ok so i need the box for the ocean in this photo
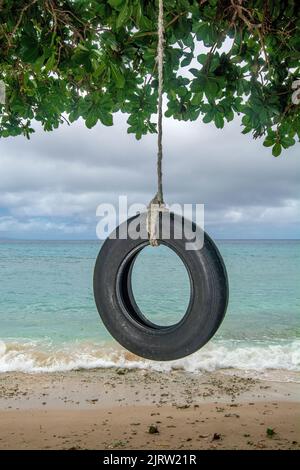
[0,239,299,378]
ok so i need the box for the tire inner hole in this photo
[130,245,191,327]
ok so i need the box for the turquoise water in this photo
[0,240,299,373]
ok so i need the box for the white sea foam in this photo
[0,338,299,378]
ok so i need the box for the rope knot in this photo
[146,194,167,247]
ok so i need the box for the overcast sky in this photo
[0,111,299,240]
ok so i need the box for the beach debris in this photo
[224,413,240,418]
[110,440,126,448]
[256,441,266,449]
[199,434,209,439]
[212,433,221,441]
[116,368,126,375]
[148,425,159,434]
[266,428,276,437]
[86,398,98,404]
[216,407,225,412]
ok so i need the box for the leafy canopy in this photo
[0,0,299,156]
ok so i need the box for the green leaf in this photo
[205,80,218,100]
[45,53,56,73]
[191,92,203,106]
[183,34,194,49]
[272,143,282,157]
[214,113,224,128]
[203,110,214,123]
[263,138,274,147]
[164,109,173,118]
[19,40,40,63]
[197,54,207,65]
[181,53,193,67]
[108,0,125,8]
[209,56,220,72]
[281,136,295,148]
[189,68,200,78]
[194,23,210,43]
[32,54,45,73]
[116,2,129,29]
[225,109,234,122]
[86,114,98,129]
[110,63,125,88]
[99,112,113,126]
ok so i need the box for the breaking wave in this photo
[0,338,299,378]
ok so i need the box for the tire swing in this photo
[93,0,229,361]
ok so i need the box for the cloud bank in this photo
[0,112,299,239]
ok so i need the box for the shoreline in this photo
[0,368,299,449]
[1,338,299,378]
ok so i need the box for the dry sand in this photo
[0,368,299,450]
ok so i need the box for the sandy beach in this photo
[0,368,299,450]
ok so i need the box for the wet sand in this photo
[0,369,299,450]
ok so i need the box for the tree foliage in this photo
[0,0,299,156]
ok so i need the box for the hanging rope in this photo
[156,0,164,206]
[147,0,167,247]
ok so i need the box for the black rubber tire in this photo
[93,212,228,361]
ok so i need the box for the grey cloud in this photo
[0,111,299,239]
